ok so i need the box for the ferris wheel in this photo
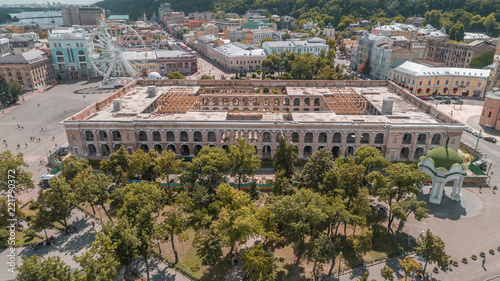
[88,20,147,87]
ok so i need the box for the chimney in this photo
[148,86,156,98]
[382,100,393,115]
[113,99,122,111]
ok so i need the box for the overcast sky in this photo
[0,0,97,5]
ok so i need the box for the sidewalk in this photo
[331,250,500,281]
[0,87,47,115]
[129,257,191,281]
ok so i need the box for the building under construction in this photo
[63,79,464,161]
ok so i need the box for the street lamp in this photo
[474,129,483,152]
[338,251,342,277]
[97,205,102,222]
[157,239,162,256]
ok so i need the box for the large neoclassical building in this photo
[63,79,464,161]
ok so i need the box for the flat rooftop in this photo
[77,85,439,124]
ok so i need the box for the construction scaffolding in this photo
[156,87,200,114]
[323,87,367,115]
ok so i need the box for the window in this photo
[488,112,492,118]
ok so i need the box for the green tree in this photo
[211,184,262,253]
[0,76,13,105]
[0,150,33,191]
[73,232,120,281]
[273,188,328,274]
[483,12,496,33]
[367,163,426,233]
[424,10,442,28]
[398,256,422,278]
[62,155,90,183]
[229,138,261,189]
[100,146,130,187]
[415,229,450,274]
[8,80,25,102]
[308,233,336,279]
[336,156,366,209]
[242,244,276,281]
[262,54,280,73]
[272,170,293,195]
[391,195,428,238]
[167,71,184,79]
[17,255,71,281]
[357,57,371,74]
[154,150,183,190]
[381,265,394,281]
[38,177,76,228]
[181,146,229,189]
[299,148,335,191]
[354,145,389,173]
[200,74,213,79]
[193,229,223,266]
[272,137,297,179]
[157,204,189,264]
[29,202,54,240]
[470,52,494,69]
[103,220,140,274]
[129,150,158,180]
[73,168,114,223]
[291,53,316,79]
[118,182,164,281]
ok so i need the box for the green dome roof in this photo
[423,146,463,171]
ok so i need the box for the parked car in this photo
[472,131,483,138]
[443,96,451,101]
[428,96,435,101]
[453,100,463,104]
[435,96,443,100]
[451,96,461,100]
[464,127,473,133]
[440,100,451,104]
[483,137,497,143]
[420,96,429,101]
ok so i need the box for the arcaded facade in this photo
[63,79,464,162]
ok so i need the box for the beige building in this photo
[0,50,56,90]
[62,79,463,162]
[389,60,490,97]
[425,40,496,68]
[62,6,104,26]
[212,42,266,71]
[123,51,158,76]
[479,90,500,131]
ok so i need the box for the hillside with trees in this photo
[95,0,500,36]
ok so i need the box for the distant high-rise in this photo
[62,6,104,26]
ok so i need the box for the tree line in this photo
[1,139,451,281]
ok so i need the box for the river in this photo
[6,10,63,27]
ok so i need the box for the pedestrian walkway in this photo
[129,257,191,281]
[330,249,500,281]
[226,236,261,281]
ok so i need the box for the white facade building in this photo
[262,38,329,57]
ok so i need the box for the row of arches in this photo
[200,96,323,107]
[84,130,444,146]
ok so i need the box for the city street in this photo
[0,80,114,203]
[188,55,230,80]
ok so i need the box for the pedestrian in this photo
[449,259,453,270]
[479,186,482,193]
[25,143,27,148]
[38,104,40,107]
[39,159,42,165]
[17,144,20,149]
[55,143,57,148]
[30,137,32,141]
[21,126,23,129]
[17,124,20,129]
[483,257,486,266]
[47,168,50,173]
[85,213,88,220]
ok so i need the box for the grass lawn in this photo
[0,230,43,248]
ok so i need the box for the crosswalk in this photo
[23,155,46,162]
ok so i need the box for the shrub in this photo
[480,252,485,257]
[462,257,467,263]
[472,254,477,260]
[190,264,200,272]
[25,229,37,239]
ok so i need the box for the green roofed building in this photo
[418,139,466,204]
[107,15,130,24]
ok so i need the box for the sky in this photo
[0,0,97,5]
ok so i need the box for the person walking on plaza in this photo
[483,257,486,266]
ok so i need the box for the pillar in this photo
[429,178,446,204]
[451,178,463,202]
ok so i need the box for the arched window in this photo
[332,132,342,143]
[85,130,94,141]
[417,134,427,145]
[360,133,370,144]
[291,132,299,143]
[304,98,310,106]
[194,131,202,142]
[431,134,442,145]
[374,133,384,144]
[138,131,148,141]
[304,132,313,143]
[293,98,300,106]
[402,133,412,144]
[318,132,327,143]
[207,131,216,142]
[55,50,63,56]
[152,131,161,142]
[263,132,272,142]
[98,130,108,141]
[166,131,175,142]
[112,130,121,141]
[346,133,356,143]
[180,131,189,142]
